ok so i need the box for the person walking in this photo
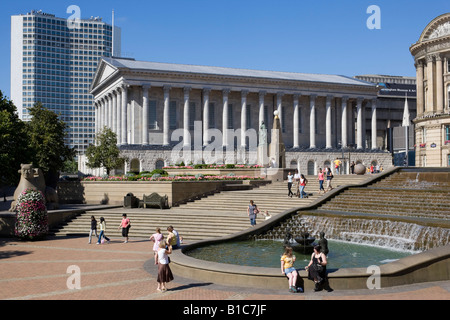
[156,241,174,292]
[294,170,301,197]
[118,213,131,243]
[299,174,308,199]
[150,227,164,265]
[317,168,325,195]
[88,215,98,244]
[287,172,294,198]
[326,167,334,192]
[97,217,110,245]
[247,200,259,227]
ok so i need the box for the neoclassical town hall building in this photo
[83,57,393,175]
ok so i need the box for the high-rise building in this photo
[11,10,121,153]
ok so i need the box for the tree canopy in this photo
[85,127,125,175]
[0,91,76,186]
[0,92,30,185]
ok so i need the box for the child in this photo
[150,227,164,265]
[281,246,299,293]
[263,211,272,220]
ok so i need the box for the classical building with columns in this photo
[84,57,393,175]
[410,13,450,167]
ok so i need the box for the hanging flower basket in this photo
[15,188,49,241]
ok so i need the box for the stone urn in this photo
[354,163,366,175]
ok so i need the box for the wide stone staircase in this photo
[50,174,370,242]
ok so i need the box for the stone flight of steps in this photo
[51,174,371,242]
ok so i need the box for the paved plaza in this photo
[1,235,449,301]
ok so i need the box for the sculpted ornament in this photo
[9,164,59,212]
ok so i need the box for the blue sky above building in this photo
[2,0,450,98]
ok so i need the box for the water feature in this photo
[261,215,450,252]
[186,239,413,269]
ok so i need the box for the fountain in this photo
[174,168,450,291]
[283,217,317,254]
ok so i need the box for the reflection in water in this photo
[186,240,414,269]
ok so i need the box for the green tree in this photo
[0,91,30,185]
[85,127,125,175]
[26,103,75,186]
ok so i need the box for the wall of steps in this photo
[51,174,372,242]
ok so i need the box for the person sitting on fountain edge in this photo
[281,246,301,293]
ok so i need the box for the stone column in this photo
[142,85,150,145]
[121,84,129,146]
[163,86,171,146]
[183,87,191,147]
[202,88,210,147]
[222,89,230,148]
[112,91,117,135]
[94,101,99,139]
[341,96,348,148]
[416,59,425,116]
[371,99,377,150]
[326,95,333,149]
[293,94,300,149]
[426,54,434,113]
[309,94,317,149]
[108,93,113,130]
[277,93,284,130]
[99,98,105,131]
[241,90,248,148]
[436,54,444,114]
[356,97,363,150]
[116,89,122,145]
[259,91,266,127]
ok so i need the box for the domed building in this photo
[410,13,450,167]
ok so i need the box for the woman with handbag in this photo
[156,242,173,292]
[305,245,332,292]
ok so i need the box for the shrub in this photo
[15,189,49,240]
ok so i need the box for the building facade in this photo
[410,13,450,167]
[86,57,393,175]
[10,10,121,153]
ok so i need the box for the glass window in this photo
[445,125,450,142]
[208,103,215,129]
[227,104,233,129]
[246,105,252,129]
[169,101,177,130]
[189,102,196,130]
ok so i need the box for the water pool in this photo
[186,239,414,269]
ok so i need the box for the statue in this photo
[318,232,329,256]
[259,122,267,146]
[9,164,59,212]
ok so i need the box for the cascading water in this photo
[298,216,449,252]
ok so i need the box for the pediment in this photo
[419,13,450,42]
[90,59,119,93]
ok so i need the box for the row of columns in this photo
[95,83,377,150]
[416,53,447,116]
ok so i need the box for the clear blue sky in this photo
[2,0,450,98]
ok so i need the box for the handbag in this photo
[313,263,324,272]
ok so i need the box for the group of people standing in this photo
[88,215,182,293]
[287,167,334,199]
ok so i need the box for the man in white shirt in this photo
[287,172,294,198]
